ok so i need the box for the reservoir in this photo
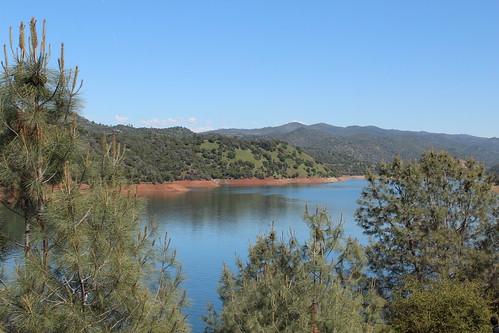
[0,179,367,332]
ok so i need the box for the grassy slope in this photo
[77,116,333,183]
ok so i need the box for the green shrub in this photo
[389,279,491,333]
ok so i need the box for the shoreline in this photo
[131,176,366,196]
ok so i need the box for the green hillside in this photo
[209,123,499,175]
[78,116,333,183]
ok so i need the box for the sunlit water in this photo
[144,180,367,332]
[0,179,367,332]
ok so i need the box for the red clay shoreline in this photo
[1,177,495,200]
[131,176,366,196]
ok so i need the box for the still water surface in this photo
[0,180,366,332]
[145,180,366,332]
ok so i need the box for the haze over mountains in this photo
[207,122,499,175]
[77,115,499,179]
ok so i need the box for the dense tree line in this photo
[78,118,334,183]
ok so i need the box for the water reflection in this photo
[146,189,302,230]
[0,207,24,261]
[0,180,367,333]
[142,180,366,332]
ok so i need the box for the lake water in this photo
[0,179,367,332]
[145,179,367,332]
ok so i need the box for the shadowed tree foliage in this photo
[490,163,499,185]
[204,209,386,333]
[356,151,498,302]
[0,19,189,332]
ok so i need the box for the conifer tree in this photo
[356,151,498,300]
[0,137,189,332]
[205,209,385,333]
[0,18,79,263]
[0,19,189,332]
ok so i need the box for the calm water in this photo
[145,179,367,332]
[0,179,367,333]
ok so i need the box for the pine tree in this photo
[0,19,189,332]
[0,18,80,263]
[205,209,385,333]
[356,151,498,301]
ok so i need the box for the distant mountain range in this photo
[207,123,499,175]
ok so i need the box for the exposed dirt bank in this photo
[131,180,219,197]
[131,176,366,197]
[0,176,366,200]
[218,177,337,187]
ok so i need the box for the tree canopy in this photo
[356,151,498,298]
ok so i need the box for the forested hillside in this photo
[209,122,499,175]
[77,116,332,183]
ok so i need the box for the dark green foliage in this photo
[356,151,498,301]
[205,209,386,333]
[389,279,491,333]
[78,117,333,183]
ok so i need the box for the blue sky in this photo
[1,1,498,137]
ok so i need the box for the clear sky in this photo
[1,1,498,137]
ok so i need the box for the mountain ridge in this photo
[206,122,499,175]
[209,122,497,139]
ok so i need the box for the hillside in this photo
[208,123,499,175]
[77,117,333,183]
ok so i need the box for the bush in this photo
[389,279,491,333]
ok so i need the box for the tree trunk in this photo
[41,220,48,268]
[24,218,31,256]
[311,302,319,333]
